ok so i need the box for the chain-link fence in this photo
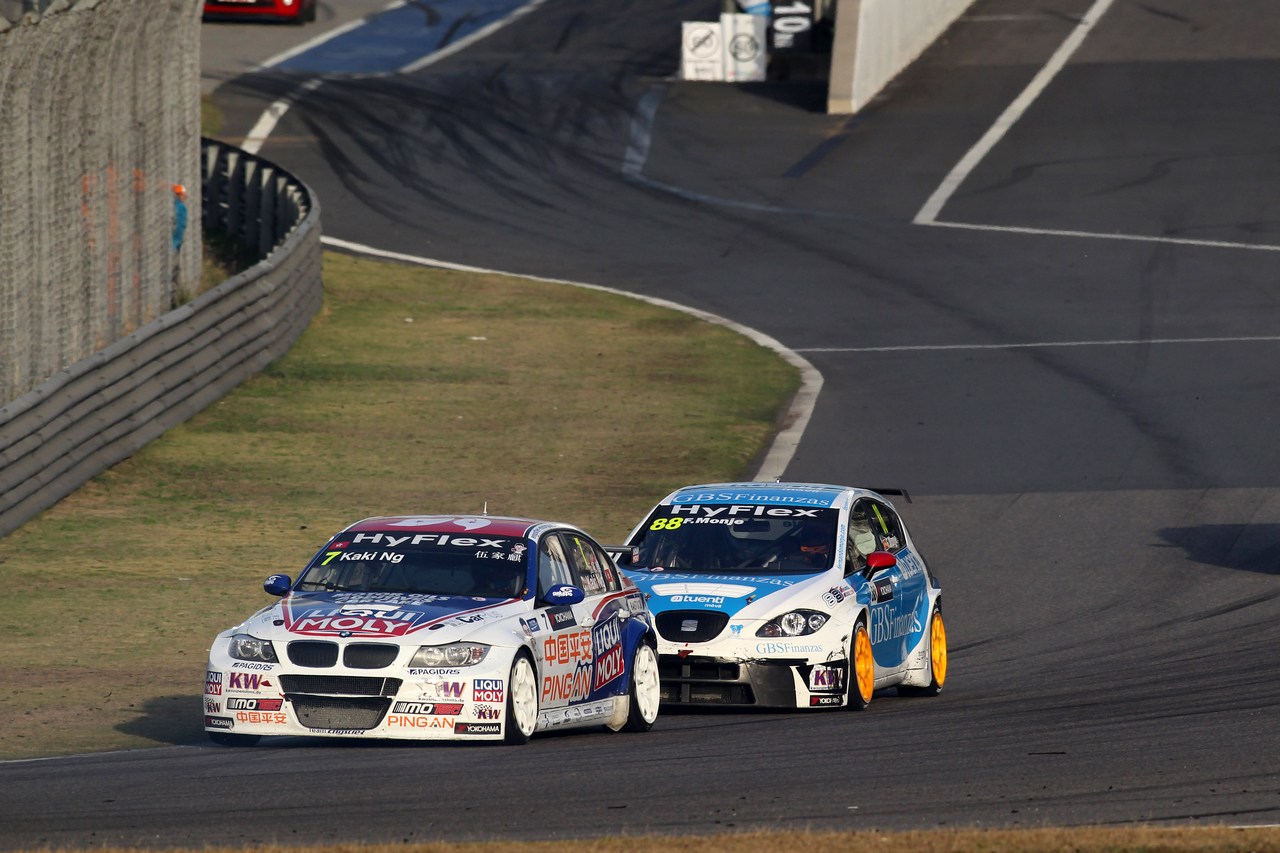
[0,0,202,405]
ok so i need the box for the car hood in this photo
[238,591,524,644]
[624,570,840,620]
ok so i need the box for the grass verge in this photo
[0,251,798,761]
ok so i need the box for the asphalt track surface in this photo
[4,0,1279,847]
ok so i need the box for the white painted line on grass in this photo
[320,235,823,481]
[914,0,1117,225]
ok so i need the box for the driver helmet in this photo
[796,526,832,565]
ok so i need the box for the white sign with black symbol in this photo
[721,13,767,82]
[681,21,724,81]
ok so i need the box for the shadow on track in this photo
[1157,523,1280,574]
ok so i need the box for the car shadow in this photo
[116,694,208,746]
[118,695,628,749]
[1156,523,1280,574]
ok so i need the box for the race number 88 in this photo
[649,517,684,530]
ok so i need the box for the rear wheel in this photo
[847,621,874,711]
[504,653,538,744]
[901,608,947,697]
[621,642,660,733]
[207,731,260,747]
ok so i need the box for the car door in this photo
[532,531,598,712]
[559,531,631,700]
[853,498,918,680]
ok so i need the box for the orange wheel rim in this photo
[930,613,948,687]
[854,627,874,702]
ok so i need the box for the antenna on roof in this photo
[482,501,489,515]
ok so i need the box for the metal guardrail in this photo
[0,140,323,537]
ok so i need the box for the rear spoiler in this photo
[604,545,637,566]
[869,487,911,503]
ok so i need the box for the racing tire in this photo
[846,620,874,711]
[207,731,261,747]
[899,607,947,697]
[503,652,538,745]
[620,642,660,733]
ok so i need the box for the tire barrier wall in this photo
[827,0,974,114]
[0,140,323,538]
[0,0,202,405]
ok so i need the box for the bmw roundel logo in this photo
[339,631,352,638]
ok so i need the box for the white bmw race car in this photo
[615,482,946,710]
[204,515,660,745]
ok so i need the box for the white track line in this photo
[240,0,545,155]
[914,0,1116,225]
[398,0,551,74]
[239,1,407,154]
[241,77,325,154]
[914,0,1280,251]
[252,2,405,73]
[798,335,1280,354]
[924,220,1280,252]
[320,236,823,481]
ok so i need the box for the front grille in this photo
[656,655,801,706]
[279,675,403,697]
[289,696,391,730]
[655,610,729,643]
[288,641,339,668]
[660,681,755,704]
[658,654,755,704]
[344,643,399,669]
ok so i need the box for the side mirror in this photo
[543,583,585,605]
[864,551,897,573]
[264,574,292,596]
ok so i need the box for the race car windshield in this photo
[627,506,838,574]
[294,534,530,598]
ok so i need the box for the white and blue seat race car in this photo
[614,483,946,710]
[204,515,660,745]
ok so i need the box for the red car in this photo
[202,0,316,24]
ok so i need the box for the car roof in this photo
[338,515,573,539]
[656,482,879,509]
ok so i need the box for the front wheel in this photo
[621,642,660,733]
[503,653,538,744]
[900,608,947,697]
[847,621,874,711]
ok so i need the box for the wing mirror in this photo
[865,551,897,573]
[542,583,585,605]
[263,574,292,596]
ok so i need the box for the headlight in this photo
[229,633,278,663]
[757,610,828,638]
[410,643,490,667]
